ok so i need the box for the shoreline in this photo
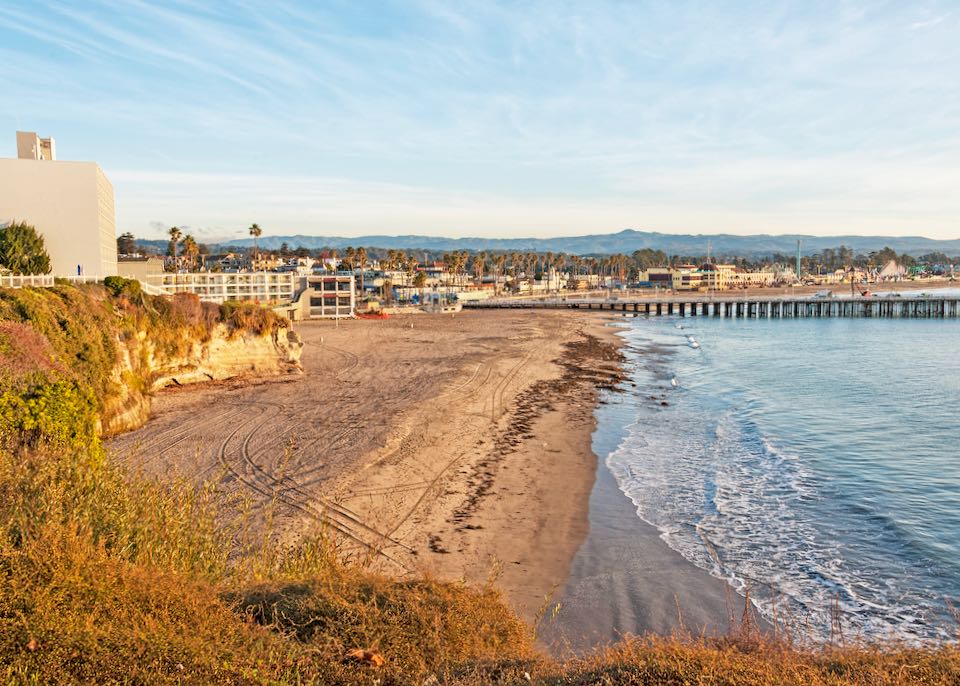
[540,324,760,653]
[107,309,757,646]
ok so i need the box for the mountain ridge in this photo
[136,229,960,257]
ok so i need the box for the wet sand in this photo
[539,458,745,652]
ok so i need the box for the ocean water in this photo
[605,314,960,641]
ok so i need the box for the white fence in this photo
[0,274,56,288]
[0,272,296,306]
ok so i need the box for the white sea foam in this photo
[603,318,960,641]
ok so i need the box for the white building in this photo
[145,272,298,304]
[298,274,356,318]
[140,271,356,319]
[0,131,117,277]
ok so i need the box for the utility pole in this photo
[796,240,802,282]
[706,240,713,296]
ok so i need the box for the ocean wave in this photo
[603,319,960,642]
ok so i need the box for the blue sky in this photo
[1,1,957,242]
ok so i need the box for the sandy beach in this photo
[109,308,755,644]
[110,310,624,622]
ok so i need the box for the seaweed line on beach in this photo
[448,329,626,531]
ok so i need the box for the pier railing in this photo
[464,295,960,319]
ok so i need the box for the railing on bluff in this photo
[0,274,169,296]
[0,274,56,288]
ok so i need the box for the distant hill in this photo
[136,229,960,258]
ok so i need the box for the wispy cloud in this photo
[1,1,958,239]
[910,13,950,30]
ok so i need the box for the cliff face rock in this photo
[102,324,303,435]
[150,324,303,388]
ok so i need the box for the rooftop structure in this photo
[16,131,56,161]
[0,131,117,277]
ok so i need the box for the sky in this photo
[1,1,958,243]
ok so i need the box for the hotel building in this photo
[0,131,117,277]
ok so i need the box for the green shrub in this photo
[103,275,142,299]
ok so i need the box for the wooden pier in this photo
[464,296,960,319]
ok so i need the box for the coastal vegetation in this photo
[0,280,288,450]
[0,221,51,275]
[0,284,957,684]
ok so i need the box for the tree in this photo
[493,253,506,296]
[472,254,484,283]
[167,226,182,270]
[0,221,51,275]
[413,269,427,302]
[357,246,368,295]
[117,232,137,255]
[181,234,199,270]
[248,223,263,266]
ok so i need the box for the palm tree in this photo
[413,270,427,304]
[168,226,182,271]
[510,251,522,286]
[248,223,262,268]
[181,234,199,270]
[472,254,484,285]
[357,247,368,295]
[458,250,469,287]
[493,253,507,296]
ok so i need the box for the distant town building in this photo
[0,131,117,277]
[117,255,166,281]
[877,260,907,281]
[640,264,776,291]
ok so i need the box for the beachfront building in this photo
[134,270,355,319]
[729,270,777,288]
[640,264,776,291]
[0,131,117,277]
[698,263,736,290]
[299,273,355,318]
[672,266,704,291]
[145,272,298,303]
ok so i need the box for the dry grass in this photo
[1,283,958,684]
[0,446,534,685]
[2,442,957,685]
